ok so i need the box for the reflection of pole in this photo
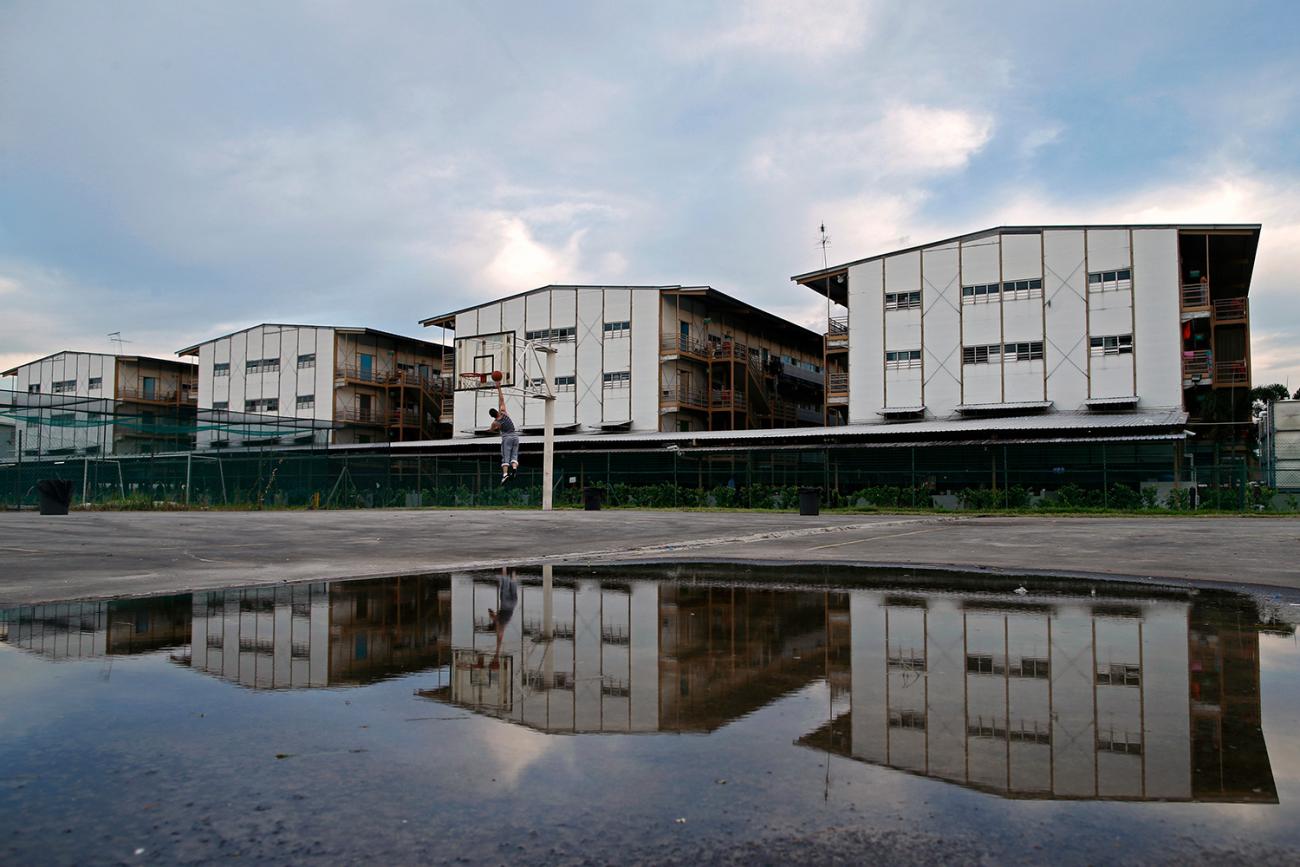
[542,564,554,687]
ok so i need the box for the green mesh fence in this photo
[0,439,1279,512]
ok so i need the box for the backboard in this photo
[454,331,516,391]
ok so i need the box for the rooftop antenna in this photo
[108,332,132,355]
[818,222,831,270]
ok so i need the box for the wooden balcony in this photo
[660,384,708,411]
[1182,351,1212,386]
[116,387,197,406]
[1181,282,1210,310]
[825,315,849,351]
[711,388,746,411]
[1214,360,1249,387]
[660,335,709,360]
[1213,297,1248,324]
[336,406,386,425]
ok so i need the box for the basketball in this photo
[491,370,503,382]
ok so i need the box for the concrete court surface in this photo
[1,509,1298,606]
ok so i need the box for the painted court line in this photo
[807,527,941,551]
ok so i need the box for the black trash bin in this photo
[37,479,73,516]
[798,487,820,517]
[583,486,604,511]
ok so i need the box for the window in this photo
[602,370,630,387]
[1090,334,1133,357]
[888,652,926,672]
[1088,268,1132,293]
[88,377,102,390]
[525,326,576,342]
[961,282,1001,303]
[244,398,280,413]
[885,291,922,310]
[297,394,315,410]
[213,362,230,376]
[212,401,228,410]
[1010,657,1050,678]
[1003,341,1044,362]
[297,353,316,369]
[27,384,40,393]
[52,379,77,393]
[603,320,631,336]
[889,710,926,731]
[1002,277,1043,300]
[1009,725,1052,745]
[1097,731,1142,755]
[966,654,1005,675]
[1096,663,1141,687]
[246,358,280,373]
[962,344,1000,365]
[885,349,922,369]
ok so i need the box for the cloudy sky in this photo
[2,0,1298,389]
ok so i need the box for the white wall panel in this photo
[1043,230,1089,411]
[1086,229,1131,272]
[921,243,961,418]
[848,261,883,422]
[630,290,659,430]
[1132,229,1182,408]
[1001,232,1042,281]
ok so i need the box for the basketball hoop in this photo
[458,371,489,387]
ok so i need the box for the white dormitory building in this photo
[2,351,198,456]
[178,324,449,448]
[421,285,826,437]
[793,224,1258,450]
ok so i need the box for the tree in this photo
[1251,383,1292,421]
[1295,387,1300,400]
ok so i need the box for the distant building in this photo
[793,224,1259,456]
[1,351,198,456]
[177,324,451,447]
[1260,399,1300,492]
[421,285,825,436]
[0,419,14,460]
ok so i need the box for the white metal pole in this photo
[543,563,554,684]
[83,457,89,505]
[185,453,192,507]
[542,348,556,512]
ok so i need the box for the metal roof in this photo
[791,223,1262,285]
[2,350,196,376]
[334,409,1189,455]
[176,324,446,357]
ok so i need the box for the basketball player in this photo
[488,378,519,483]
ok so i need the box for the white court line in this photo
[807,527,941,551]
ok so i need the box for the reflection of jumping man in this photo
[488,379,518,484]
[487,568,518,662]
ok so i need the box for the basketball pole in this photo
[541,346,557,512]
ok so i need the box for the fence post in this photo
[1102,443,1109,509]
[185,453,192,507]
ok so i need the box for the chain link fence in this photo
[1,438,1288,512]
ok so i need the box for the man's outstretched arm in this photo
[496,382,507,415]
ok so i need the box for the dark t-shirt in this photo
[497,413,516,434]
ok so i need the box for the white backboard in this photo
[454,331,516,391]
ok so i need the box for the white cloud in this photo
[482,215,588,294]
[749,103,994,184]
[676,0,878,60]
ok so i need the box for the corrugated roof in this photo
[176,324,446,356]
[352,409,1189,454]
[791,223,1262,284]
[2,350,195,376]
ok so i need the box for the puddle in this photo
[2,565,1297,864]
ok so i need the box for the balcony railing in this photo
[711,388,746,410]
[1181,282,1210,309]
[1215,360,1249,386]
[661,335,708,357]
[336,366,450,393]
[1213,297,1247,323]
[336,406,385,425]
[1182,351,1212,384]
[827,372,849,395]
[116,387,194,404]
[660,383,708,408]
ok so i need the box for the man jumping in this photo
[487,379,519,484]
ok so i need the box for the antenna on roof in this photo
[818,222,830,270]
[108,332,132,355]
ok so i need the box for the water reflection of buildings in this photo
[416,573,840,734]
[0,596,191,659]
[0,577,453,690]
[0,568,1281,804]
[796,584,1277,803]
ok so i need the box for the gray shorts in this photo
[500,433,520,466]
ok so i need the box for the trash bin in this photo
[798,487,820,516]
[583,486,604,511]
[36,479,73,516]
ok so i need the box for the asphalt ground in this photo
[1,509,1298,606]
